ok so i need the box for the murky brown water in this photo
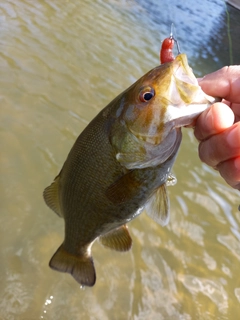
[1,0,240,319]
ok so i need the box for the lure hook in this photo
[170,23,181,54]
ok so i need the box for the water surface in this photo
[1,0,240,319]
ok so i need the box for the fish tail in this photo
[49,245,96,287]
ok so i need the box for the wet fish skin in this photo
[43,54,216,287]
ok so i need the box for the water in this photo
[1,0,240,319]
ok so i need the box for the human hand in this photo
[194,66,240,190]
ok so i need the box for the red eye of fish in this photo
[139,87,155,102]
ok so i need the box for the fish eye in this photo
[139,87,155,102]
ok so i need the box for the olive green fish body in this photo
[44,54,217,286]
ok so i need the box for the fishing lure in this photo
[160,26,180,64]
[160,36,175,64]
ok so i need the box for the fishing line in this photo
[225,2,233,65]
[170,22,181,54]
[160,1,180,57]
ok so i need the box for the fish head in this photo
[111,53,218,169]
[120,53,217,146]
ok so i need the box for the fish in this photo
[43,53,217,287]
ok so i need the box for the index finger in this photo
[198,66,240,103]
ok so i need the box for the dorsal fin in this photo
[99,225,132,252]
[145,183,170,226]
[43,175,62,217]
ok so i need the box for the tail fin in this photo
[49,245,96,287]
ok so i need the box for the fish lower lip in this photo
[174,113,202,128]
[167,102,213,128]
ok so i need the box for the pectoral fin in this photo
[145,183,170,226]
[106,171,142,204]
[99,225,132,251]
[43,175,62,217]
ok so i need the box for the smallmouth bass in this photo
[43,54,217,287]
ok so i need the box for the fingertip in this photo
[194,103,234,141]
[210,103,235,131]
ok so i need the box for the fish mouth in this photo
[168,104,209,128]
[160,53,220,129]
[128,94,219,144]
[166,95,220,128]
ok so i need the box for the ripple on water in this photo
[1,0,240,319]
[178,274,228,314]
[217,234,240,261]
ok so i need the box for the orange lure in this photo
[160,36,175,64]
[160,25,180,64]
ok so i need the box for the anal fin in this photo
[99,225,132,252]
[49,244,96,287]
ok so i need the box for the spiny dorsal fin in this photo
[43,176,62,217]
[145,183,170,226]
[49,244,96,287]
[99,225,132,252]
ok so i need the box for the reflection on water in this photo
[1,0,240,319]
